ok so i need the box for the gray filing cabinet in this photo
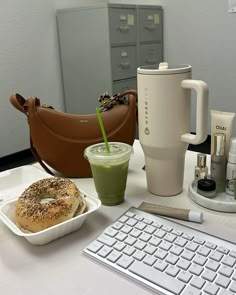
[57,4,163,114]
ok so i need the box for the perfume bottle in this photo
[194,153,208,182]
[210,133,227,193]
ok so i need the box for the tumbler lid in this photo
[137,62,192,75]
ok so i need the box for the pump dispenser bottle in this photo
[194,153,208,182]
[226,138,236,196]
[210,133,227,192]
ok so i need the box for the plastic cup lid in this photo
[84,142,132,161]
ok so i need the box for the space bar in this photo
[129,261,185,295]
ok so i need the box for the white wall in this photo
[0,0,102,158]
[160,0,236,136]
[0,1,63,157]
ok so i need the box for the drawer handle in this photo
[145,58,157,65]
[144,25,156,31]
[118,25,129,32]
[120,62,130,69]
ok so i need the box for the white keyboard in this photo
[83,207,236,295]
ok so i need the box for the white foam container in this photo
[0,165,101,245]
[0,165,52,202]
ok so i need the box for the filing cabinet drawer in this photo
[109,7,137,45]
[139,42,163,66]
[112,78,137,94]
[138,8,163,42]
[111,45,138,81]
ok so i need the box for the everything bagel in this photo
[15,177,87,232]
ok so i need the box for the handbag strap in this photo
[10,93,54,176]
[99,90,138,124]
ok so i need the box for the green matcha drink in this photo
[84,142,132,206]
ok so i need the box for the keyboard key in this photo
[154,260,168,271]
[113,241,126,252]
[132,250,146,261]
[144,225,156,234]
[143,218,153,225]
[172,229,182,236]
[133,240,146,250]
[222,255,236,267]
[107,250,122,263]
[218,289,234,295]
[126,218,138,227]
[229,281,236,293]
[154,248,168,260]
[177,271,192,283]
[144,244,156,255]
[125,211,135,218]
[164,233,176,243]
[202,269,217,282]
[181,249,195,261]
[134,221,146,231]
[176,258,191,270]
[139,232,151,242]
[197,246,211,256]
[215,274,231,288]
[165,253,179,265]
[116,254,134,269]
[189,263,203,276]
[86,240,103,253]
[120,225,132,234]
[175,237,187,247]
[185,241,199,252]
[129,261,185,295]
[119,215,129,223]
[154,229,166,238]
[170,244,183,256]
[193,254,207,266]
[193,237,205,245]
[162,225,172,232]
[143,254,156,266]
[165,265,179,277]
[217,246,230,255]
[203,282,220,295]
[229,250,236,259]
[123,245,136,256]
[182,285,201,295]
[97,246,112,258]
[209,251,223,262]
[182,233,194,241]
[129,228,141,238]
[190,276,206,289]
[205,259,220,271]
[149,236,161,247]
[115,232,127,241]
[205,242,217,250]
[97,234,116,247]
[159,240,172,251]
[104,227,118,237]
[112,221,123,230]
[218,265,234,277]
[124,236,136,246]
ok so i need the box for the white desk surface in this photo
[0,140,236,295]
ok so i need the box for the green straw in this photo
[96,107,110,153]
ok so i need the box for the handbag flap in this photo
[28,94,136,141]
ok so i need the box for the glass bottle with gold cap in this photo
[194,153,208,182]
[210,133,227,192]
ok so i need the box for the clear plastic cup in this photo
[84,142,133,206]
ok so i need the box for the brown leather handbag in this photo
[10,91,137,178]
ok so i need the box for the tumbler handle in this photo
[181,79,209,145]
